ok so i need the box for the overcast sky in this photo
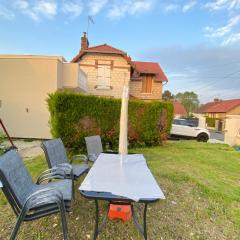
[0,0,240,103]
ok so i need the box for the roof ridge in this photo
[87,43,107,49]
[208,99,240,104]
[133,60,159,64]
[198,98,240,113]
[104,44,126,53]
[87,43,126,54]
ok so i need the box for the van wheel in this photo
[197,133,209,142]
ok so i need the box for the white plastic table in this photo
[79,153,165,240]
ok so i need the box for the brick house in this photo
[71,32,168,100]
[197,99,240,118]
[197,98,240,131]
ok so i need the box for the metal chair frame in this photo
[0,150,72,239]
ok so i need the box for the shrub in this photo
[0,132,5,155]
[47,91,174,151]
[206,117,218,128]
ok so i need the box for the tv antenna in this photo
[87,15,95,37]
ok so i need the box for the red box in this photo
[108,204,132,222]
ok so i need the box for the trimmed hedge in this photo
[48,92,174,151]
[206,117,218,128]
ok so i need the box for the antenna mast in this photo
[87,15,95,37]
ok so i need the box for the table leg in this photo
[131,203,148,240]
[93,200,99,240]
[93,200,110,240]
[143,203,148,240]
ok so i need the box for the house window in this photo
[142,75,152,93]
[97,65,111,89]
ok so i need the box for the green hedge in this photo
[206,117,218,128]
[48,92,174,151]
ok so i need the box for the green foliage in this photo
[47,91,174,150]
[206,117,218,127]
[162,90,175,101]
[0,132,5,155]
[175,91,199,114]
[0,132,4,144]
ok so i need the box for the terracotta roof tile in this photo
[71,44,168,82]
[198,99,240,113]
[173,101,187,116]
[86,44,126,54]
[133,61,168,82]
[71,44,133,66]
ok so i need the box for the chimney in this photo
[81,32,89,51]
[214,98,222,102]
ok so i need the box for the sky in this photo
[0,0,240,103]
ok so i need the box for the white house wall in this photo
[0,55,61,139]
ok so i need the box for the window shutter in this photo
[142,76,152,93]
[147,76,152,93]
[97,65,111,88]
[104,66,111,87]
[97,66,105,87]
[142,77,147,93]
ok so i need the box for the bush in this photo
[48,92,174,151]
[206,117,218,128]
[0,132,4,144]
[0,132,5,155]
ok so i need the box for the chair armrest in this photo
[23,188,65,211]
[36,167,67,184]
[71,154,88,163]
[56,163,73,174]
[57,163,74,180]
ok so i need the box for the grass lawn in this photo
[0,141,240,239]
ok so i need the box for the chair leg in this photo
[59,201,69,240]
[72,179,75,200]
[10,207,28,240]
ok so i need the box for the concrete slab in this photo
[2,140,44,159]
[208,139,225,144]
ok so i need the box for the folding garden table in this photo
[79,153,165,240]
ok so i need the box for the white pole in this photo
[119,85,129,156]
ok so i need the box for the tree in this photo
[162,90,174,101]
[175,91,199,115]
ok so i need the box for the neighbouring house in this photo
[0,55,84,139]
[0,33,168,139]
[197,98,240,131]
[71,32,168,100]
[224,115,240,146]
[172,101,187,119]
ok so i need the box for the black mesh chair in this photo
[42,139,89,180]
[0,149,73,240]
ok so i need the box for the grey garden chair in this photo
[0,149,73,240]
[85,135,104,162]
[42,139,89,180]
[85,135,115,162]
